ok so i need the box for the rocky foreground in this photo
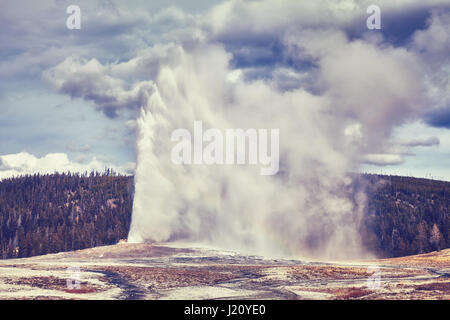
[0,243,448,300]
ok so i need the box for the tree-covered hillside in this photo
[359,174,448,258]
[0,171,133,259]
[0,172,448,259]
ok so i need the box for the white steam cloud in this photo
[127,44,366,258]
[43,0,449,259]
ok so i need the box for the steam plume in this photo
[43,0,449,259]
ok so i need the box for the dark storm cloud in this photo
[425,108,450,129]
[0,0,193,93]
[203,1,450,97]
[344,4,434,45]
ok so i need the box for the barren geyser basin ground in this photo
[0,243,448,300]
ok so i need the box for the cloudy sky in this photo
[1,0,449,180]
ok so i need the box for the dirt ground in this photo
[0,243,448,300]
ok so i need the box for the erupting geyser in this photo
[43,1,432,259]
[125,37,422,258]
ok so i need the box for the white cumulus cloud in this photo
[0,152,135,180]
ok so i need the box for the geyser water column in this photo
[126,44,366,259]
